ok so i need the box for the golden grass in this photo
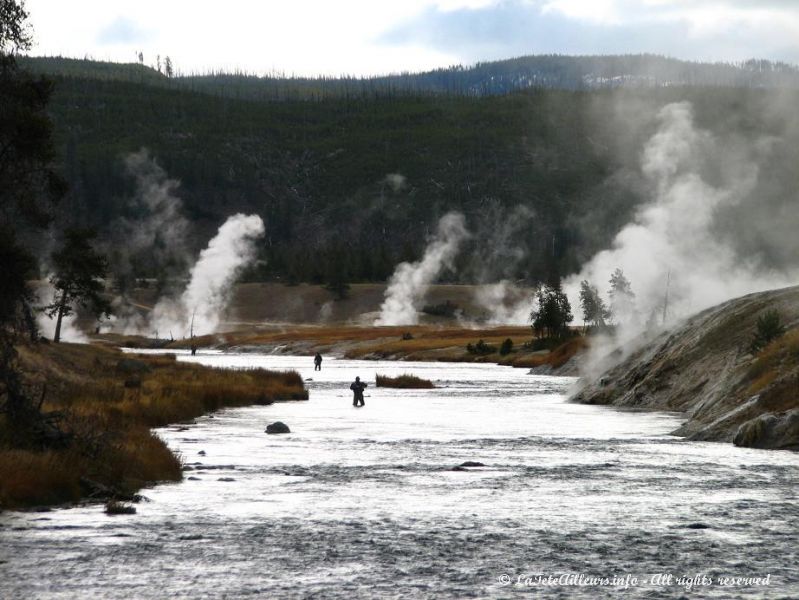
[747,369,779,395]
[112,324,593,373]
[164,325,533,351]
[1,342,307,510]
[747,329,799,381]
[375,373,436,389]
[0,449,84,507]
[500,336,588,369]
[742,328,799,412]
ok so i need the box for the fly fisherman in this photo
[350,376,367,407]
[314,352,323,371]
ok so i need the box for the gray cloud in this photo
[96,16,153,45]
[380,1,799,64]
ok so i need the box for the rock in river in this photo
[266,421,291,434]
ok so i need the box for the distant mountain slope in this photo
[19,54,799,103]
[14,56,799,287]
[574,286,799,450]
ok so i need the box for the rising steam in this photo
[472,280,532,325]
[376,212,469,326]
[109,149,191,285]
[149,214,265,337]
[566,101,799,376]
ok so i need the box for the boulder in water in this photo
[266,421,291,434]
[459,461,486,468]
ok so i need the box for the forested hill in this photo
[22,57,799,288]
[20,54,799,102]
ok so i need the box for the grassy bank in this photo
[375,374,435,389]
[146,325,585,372]
[0,342,307,510]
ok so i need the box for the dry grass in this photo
[375,373,436,389]
[746,329,799,382]
[151,325,590,373]
[0,449,84,507]
[747,370,779,395]
[504,336,588,369]
[0,342,307,510]
[742,328,799,411]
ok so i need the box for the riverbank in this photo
[101,325,587,374]
[0,341,307,510]
[574,286,799,450]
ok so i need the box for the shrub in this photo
[466,339,497,355]
[499,338,513,355]
[750,309,786,354]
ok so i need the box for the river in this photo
[1,353,797,599]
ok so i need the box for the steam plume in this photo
[109,149,191,286]
[150,214,265,337]
[566,101,799,375]
[472,280,531,325]
[376,212,469,326]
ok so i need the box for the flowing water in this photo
[2,353,798,599]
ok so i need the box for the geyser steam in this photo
[376,212,469,326]
[472,280,531,325]
[111,149,191,283]
[150,214,265,337]
[566,101,799,374]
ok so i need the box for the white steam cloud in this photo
[472,280,531,325]
[384,173,407,192]
[149,214,265,337]
[376,212,469,326]
[109,149,191,285]
[566,101,799,375]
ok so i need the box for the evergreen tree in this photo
[45,229,111,343]
[531,282,573,339]
[0,0,66,428]
[750,309,785,353]
[578,280,609,331]
[608,268,636,326]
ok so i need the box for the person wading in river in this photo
[350,376,367,407]
[314,353,323,371]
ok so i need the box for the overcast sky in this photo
[25,0,799,76]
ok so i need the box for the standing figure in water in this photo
[350,376,367,407]
[314,352,323,371]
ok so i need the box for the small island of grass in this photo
[375,373,436,389]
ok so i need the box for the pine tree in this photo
[0,0,65,428]
[531,282,573,339]
[608,268,636,326]
[579,280,609,331]
[45,229,111,343]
